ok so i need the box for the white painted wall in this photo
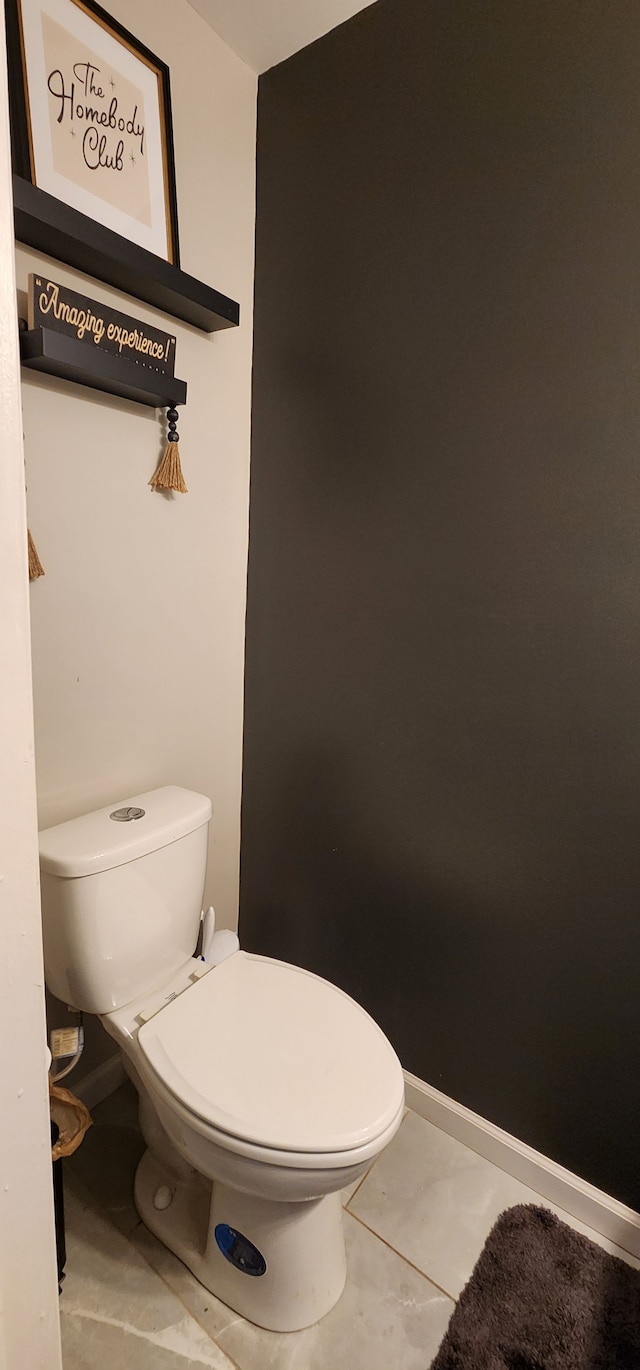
[187,0,377,73]
[18,0,257,935]
[0,3,62,1361]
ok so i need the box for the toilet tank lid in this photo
[39,786,212,878]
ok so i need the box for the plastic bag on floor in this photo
[49,1080,92,1159]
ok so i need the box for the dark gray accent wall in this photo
[241,0,640,1206]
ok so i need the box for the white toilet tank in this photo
[39,786,212,1014]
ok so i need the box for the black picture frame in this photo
[5,0,180,266]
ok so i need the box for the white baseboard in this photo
[404,1070,640,1261]
[72,1054,126,1111]
[65,1055,640,1260]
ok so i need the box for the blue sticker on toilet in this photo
[214,1223,267,1276]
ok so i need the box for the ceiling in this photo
[186,0,377,74]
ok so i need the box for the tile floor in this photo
[61,1083,638,1369]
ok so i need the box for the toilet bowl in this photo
[39,787,405,1331]
[104,948,405,1328]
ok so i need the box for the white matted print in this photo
[16,0,177,260]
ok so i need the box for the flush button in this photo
[110,806,145,822]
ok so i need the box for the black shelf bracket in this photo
[20,327,187,409]
[14,176,240,335]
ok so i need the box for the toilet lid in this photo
[137,951,404,1153]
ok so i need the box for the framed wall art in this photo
[6,0,180,264]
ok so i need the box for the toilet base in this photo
[134,1149,347,1332]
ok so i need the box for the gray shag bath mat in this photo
[431,1204,640,1370]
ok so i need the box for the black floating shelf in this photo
[13,176,240,334]
[20,327,187,409]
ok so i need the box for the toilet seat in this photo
[137,951,404,1156]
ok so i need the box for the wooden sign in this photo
[28,273,176,375]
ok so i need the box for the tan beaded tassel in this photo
[150,407,188,493]
[28,528,45,580]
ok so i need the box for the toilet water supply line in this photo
[49,1016,85,1083]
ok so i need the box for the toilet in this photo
[39,786,405,1332]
